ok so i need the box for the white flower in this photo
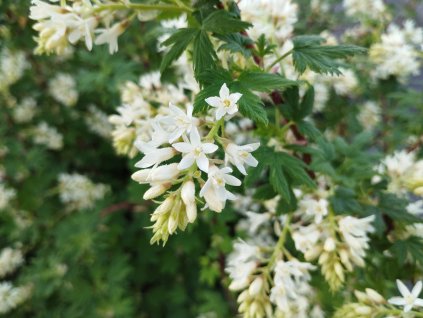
[338,215,375,267]
[199,166,241,212]
[389,280,423,312]
[299,197,329,224]
[172,128,218,173]
[0,247,24,278]
[58,173,109,211]
[134,141,176,169]
[358,101,381,130]
[245,211,271,234]
[131,163,180,184]
[95,21,127,54]
[32,122,63,150]
[13,98,37,124]
[48,73,78,107]
[205,84,242,120]
[181,180,197,223]
[0,282,31,314]
[0,184,16,211]
[85,105,112,139]
[225,142,260,175]
[226,240,260,290]
[163,103,198,143]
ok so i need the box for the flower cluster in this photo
[29,0,159,55]
[0,282,31,315]
[130,83,260,244]
[0,183,16,211]
[58,173,109,211]
[48,73,78,107]
[375,150,423,196]
[343,0,387,21]
[238,0,298,42]
[12,97,38,124]
[0,247,24,279]
[32,122,64,150]
[369,20,423,82]
[335,280,423,317]
[0,48,28,91]
[293,212,375,291]
[109,69,197,158]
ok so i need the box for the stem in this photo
[268,214,292,269]
[206,118,224,140]
[266,49,293,72]
[94,3,192,13]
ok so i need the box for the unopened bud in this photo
[143,184,170,200]
[249,277,263,296]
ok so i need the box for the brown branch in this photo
[100,201,136,217]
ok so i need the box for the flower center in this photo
[223,99,231,108]
[239,151,248,159]
[194,147,202,156]
[215,177,225,187]
[405,295,415,305]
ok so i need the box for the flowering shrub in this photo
[1,0,423,317]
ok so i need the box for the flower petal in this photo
[397,280,411,297]
[202,143,218,154]
[190,127,201,146]
[205,97,223,108]
[173,142,192,153]
[388,297,406,306]
[219,83,230,99]
[178,154,195,170]
[412,281,423,298]
[229,92,242,104]
[224,174,241,186]
[215,107,226,120]
[196,154,209,173]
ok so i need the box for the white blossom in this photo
[389,280,423,312]
[95,21,127,54]
[0,247,24,278]
[13,98,38,124]
[172,128,218,173]
[0,282,31,314]
[205,84,242,120]
[0,184,16,211]
[58,173,109,211]
[225,142,260,175]
[200,166,241,213]
[32,122,63,150]
[48,73,78,107]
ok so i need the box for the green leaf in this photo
[292,35,366,75]
[192,30,217,79]
[390,236,423,265]
[270,165,292,203]
[378,193,423,224]
[299,85,314,118]
[238,72,297,93]
[297,121,322,141]
[160,28,198,73]
[216,33,253,57]
[202,10,251,34]
[236,88,268,125]
[252,146,315,209]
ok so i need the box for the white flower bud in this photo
[132,163,179,184]
[354,305,372,315]
[181,181,197,223]
[324,237,336,252]
[143,184,170,200]
[154,196,174,215]
[249,277,263,296]
[365,288,385,304]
